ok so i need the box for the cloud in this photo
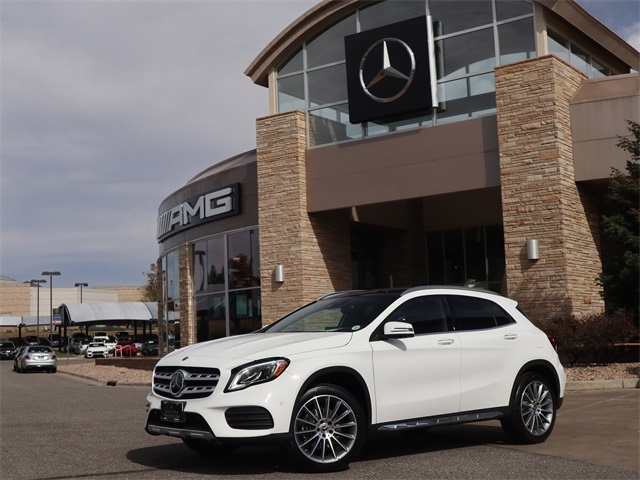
[620,21,640,51]
[1,0,316,287]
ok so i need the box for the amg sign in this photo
[157,183,240,241]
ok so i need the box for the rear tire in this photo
[286,384,365,473]
[501,372,556,444]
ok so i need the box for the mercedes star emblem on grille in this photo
[169,370,186,396]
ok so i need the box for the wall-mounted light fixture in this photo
[527,239,539,261]
[274,264,285,283]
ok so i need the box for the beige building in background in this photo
[0,275,144,320]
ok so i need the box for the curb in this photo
[566,378,639,391]
[57,369,149,387]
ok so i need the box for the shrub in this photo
[541,313,637,365]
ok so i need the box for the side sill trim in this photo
[377,410,505,431]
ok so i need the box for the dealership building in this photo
[156,0,639,347]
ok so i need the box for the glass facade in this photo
[193,229,261,342]
[547,29,613,78]
[426,226,505,294]
[276,0,537,146]
[161,249,181,344]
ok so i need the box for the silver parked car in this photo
[14,345,57,373]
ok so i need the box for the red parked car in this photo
[116,340,137,357]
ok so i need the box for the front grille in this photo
[225,407,274,430]
[153,366,220,399]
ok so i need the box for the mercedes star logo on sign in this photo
[345,16,431,124]
[360,38,416,103]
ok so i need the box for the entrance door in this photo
[351,227,385,289]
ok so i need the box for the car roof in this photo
[319,285,507,300]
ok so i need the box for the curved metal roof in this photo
[62,302,158,325]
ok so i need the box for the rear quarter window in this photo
[447,295,514,331]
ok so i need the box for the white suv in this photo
[145,287,565,472]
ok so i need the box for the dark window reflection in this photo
[228,230,260,289]
[426,226,505,293]
[196,294,226,341]
[192,229,261,344]
[229,290,262,335]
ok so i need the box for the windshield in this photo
[1,342,14,348]
[261,292,400,333]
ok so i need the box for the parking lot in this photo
[1,359,638,479]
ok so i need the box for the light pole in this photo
[74,282,88,303]
[42,271,61,338]
[30,279,47,338]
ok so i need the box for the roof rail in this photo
[401,285,505,297]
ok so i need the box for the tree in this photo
[599,120,639,320]
[142,263,159,302]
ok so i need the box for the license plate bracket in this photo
[160,401,186,424]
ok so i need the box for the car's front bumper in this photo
[145,370,302,441]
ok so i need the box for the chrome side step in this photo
[146,424,215,441]
[378,410,503,431]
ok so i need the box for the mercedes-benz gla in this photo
[145,286,565,472]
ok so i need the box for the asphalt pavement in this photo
[1,359,638,479]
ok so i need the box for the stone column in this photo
[178,242,195,347]
[256,111,351,325]
[495,55,604,321]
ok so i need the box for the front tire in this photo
[286,384,365,473]
[501,372,556,444]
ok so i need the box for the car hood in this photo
[158,332,353,367]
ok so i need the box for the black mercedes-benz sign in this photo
[345,16,431,124]
[169,370,186,396]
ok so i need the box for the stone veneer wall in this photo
[495,55,604,321]
[179,242,195,347]
[256,111,351,324]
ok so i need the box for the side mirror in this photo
[382,321,415,339]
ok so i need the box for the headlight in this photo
[226,358,290,392]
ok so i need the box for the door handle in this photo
[503,334,518,341]
[437,339,455,345]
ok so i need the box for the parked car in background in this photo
[114,331,131,342]
[133,338,145,352]
[104,337,117,352]
[47,334,61,348]
[92,332,109,342]
[116,340,137,357]
[14,345,57,373]
[141,338,158,356]
[24,336,39,346]
[0,341,18,360]
[146,286,566,473]
[70,339,91,355]
[85,342,110,359]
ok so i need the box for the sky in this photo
[1,0,639,289]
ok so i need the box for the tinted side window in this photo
[448,295,497,331]
[386,296,447,335]
[492,302,516,326]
